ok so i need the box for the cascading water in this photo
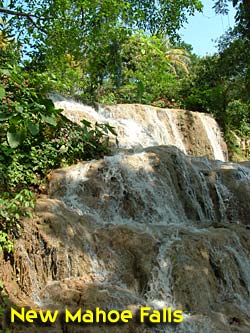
[51,95,227,160]
[1,97,250,333]
[197,113,226,161]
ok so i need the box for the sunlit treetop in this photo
[0,0,203,58]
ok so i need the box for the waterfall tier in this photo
[1,99,249,333]
[52,96,228,161]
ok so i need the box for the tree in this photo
[161,38,191,75]
[184,1,250,160]
[213,0,250,38]
[0,0,202,67]
[0,0,202,102]
[178,46,250,150]
[213,0,250,104]
[0,19,13,50]
[0,18,19,65]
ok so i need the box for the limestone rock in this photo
[1,146,250,333]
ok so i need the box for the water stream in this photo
[3,98,250,333]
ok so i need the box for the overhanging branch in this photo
[0,7,48,34]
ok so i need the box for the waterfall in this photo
[2,97,249,333]
[198,113,226,161]
[51,95,227,160]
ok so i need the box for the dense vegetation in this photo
[0,16,117,253]
[180,0,250,159]
[0,0,249,253]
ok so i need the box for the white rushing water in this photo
[197,113,226,161]
[29,96,249,333]
[51,95,226,160]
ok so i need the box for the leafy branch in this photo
[0,7,48,34]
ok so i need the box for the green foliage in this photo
[0,47,116,253]
[1,0,202,103]
[178,40,250,160]
[0,18,20,66]
[225,100,250,136]
[1,114,115,191]
[0,64,61,148]
[2,0,202,51]
[0,51,116,185]
[43,33,190,106]
[113,34,178,104]
[117,34,190,104]
[0,231,13,253]
[19,32,191,108]
[0,190,35,253]
[213,0,250,39]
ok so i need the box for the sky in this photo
[180,0,236,56]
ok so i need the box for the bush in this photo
[0,53,116,253]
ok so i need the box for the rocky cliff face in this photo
[1,100,249,333]
[52,96,228,161]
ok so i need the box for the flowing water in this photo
[1,98,250,333]
[52,95,227,160]
[197,113,226,161]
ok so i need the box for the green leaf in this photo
[26,212,33,218]
[15,105,24,112]
[7,130,25,148]
[0,112,11,121]
[0,69,10,76]
[41,114,57,126]
[9,71,22,85]
[0,86,5,100]
[27,120,39,136]
[24,201,30,208]
[106,124,117,136]
[81,119,91,127]
[9,114,22,125]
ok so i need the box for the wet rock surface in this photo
[1,145,250,333]
[52,97,228,161]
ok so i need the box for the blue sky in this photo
[180,0,236,56]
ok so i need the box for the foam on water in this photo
[51,95,226,159]
[198,113,226,161]
[30,95,250,332]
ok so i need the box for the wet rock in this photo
[52,97,228,161]
[1,95,250,333]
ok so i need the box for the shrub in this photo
[0,54,116,253]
